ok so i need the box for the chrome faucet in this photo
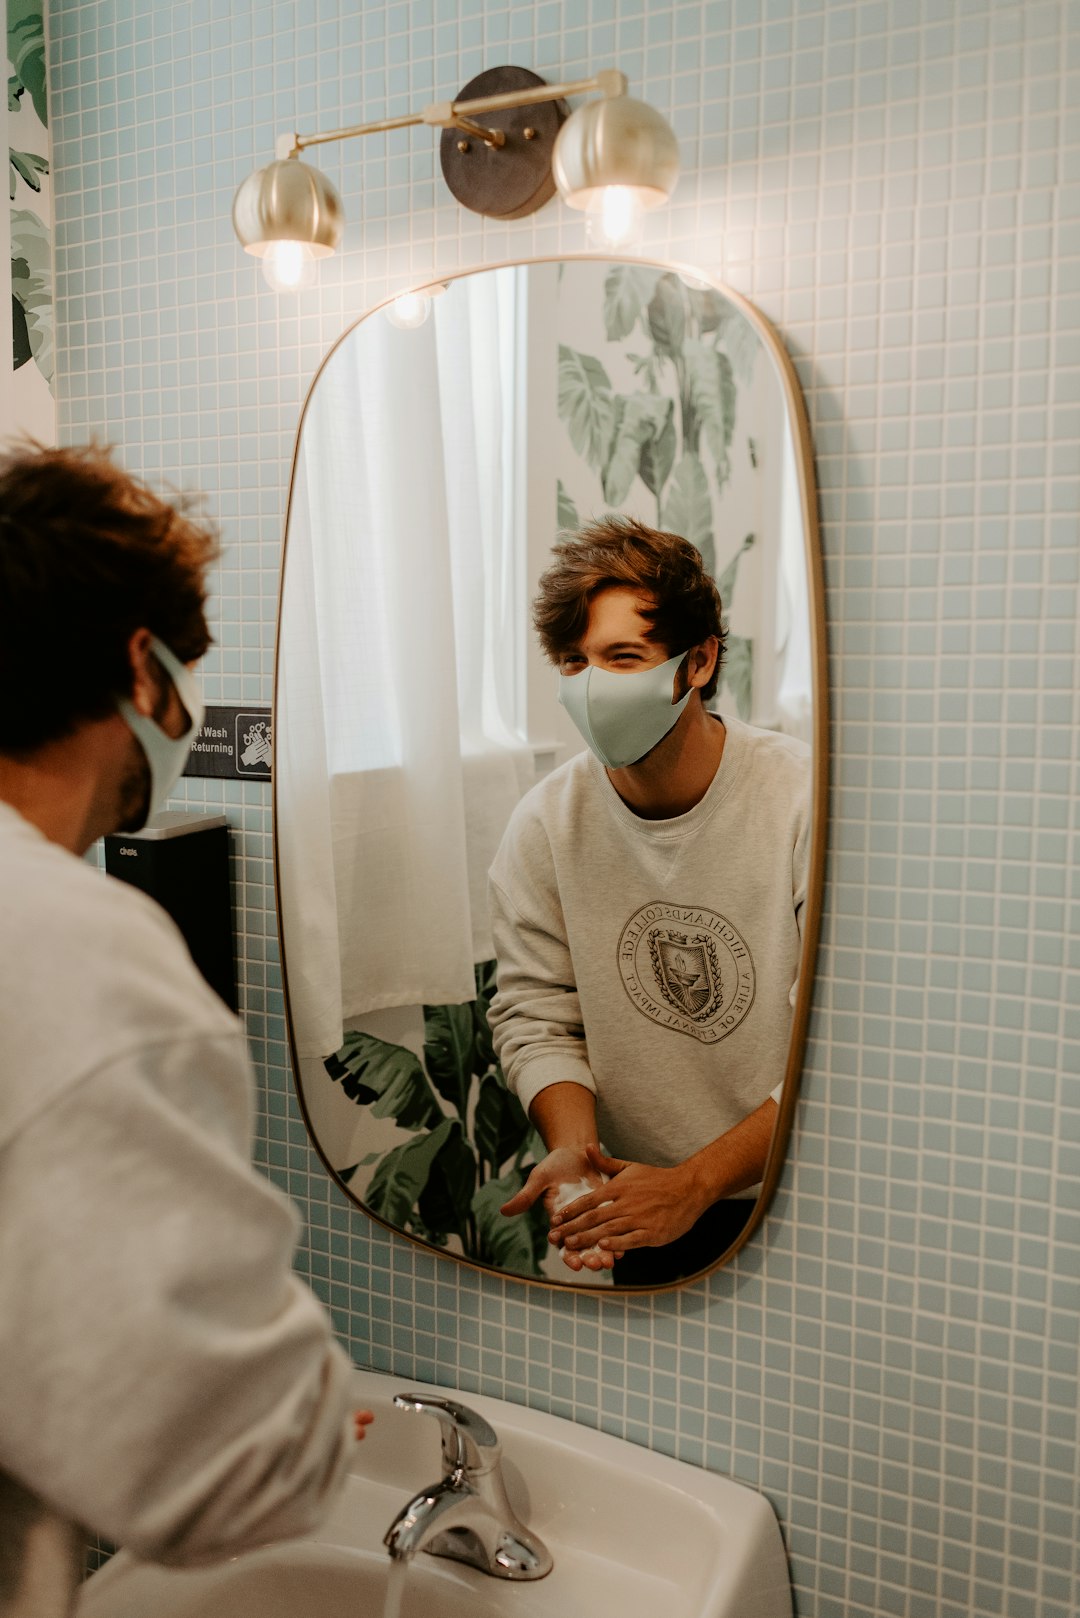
[383,1393,553,1581]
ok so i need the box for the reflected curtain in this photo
[277,274,529,1058]
[772,423,814,743]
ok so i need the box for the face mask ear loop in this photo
[671,651,692,705]
[116,636,204,825]
[149,637,204,736]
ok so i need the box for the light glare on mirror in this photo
[385,292,434,330]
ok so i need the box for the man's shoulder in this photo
[0,810,239,1117]
[726,717,810,782]
[3,816,198,972]
[713,718,811,846]
[490,751,595,883]
[498,751,593,840]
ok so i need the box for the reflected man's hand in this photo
[549,1144,711,1257]
[499,1145,614,1272]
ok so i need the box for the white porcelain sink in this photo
[77,1366,792,1618]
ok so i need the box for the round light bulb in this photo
[384,292,432,330]
[585,186,647,252]
[260,240,319,292]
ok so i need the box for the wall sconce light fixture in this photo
[233,66,679,289]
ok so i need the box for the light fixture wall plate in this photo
[439,67,568,220]
[232,156,344,257]
[552,94,680,210]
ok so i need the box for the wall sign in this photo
[185,705,272,780]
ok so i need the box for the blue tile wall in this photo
[49,2,1078,1614]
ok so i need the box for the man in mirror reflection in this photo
[0,443,370,1616]
[489,518,808,1286]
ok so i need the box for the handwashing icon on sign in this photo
[239,718,273,771]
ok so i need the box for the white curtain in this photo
[277,274,530,1059]
[772,422,814,744]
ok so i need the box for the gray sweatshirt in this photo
[0,803,354,1618]
[488,716,809,1167]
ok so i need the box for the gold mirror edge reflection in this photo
[271,253,829,1296]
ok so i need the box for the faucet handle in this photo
[394,1392,501,1475]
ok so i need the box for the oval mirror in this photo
[274,257,827,1292]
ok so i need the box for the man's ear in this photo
[126,628,157,719]
[686,636,719,691]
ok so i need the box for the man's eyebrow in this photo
[559,636,652,657]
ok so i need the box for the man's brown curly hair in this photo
[0,441,219,751]
[532,514,726,701]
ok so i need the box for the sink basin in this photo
[77,1366,792,1618]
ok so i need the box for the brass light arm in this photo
[446,116,507,149]
[278,69,628,161]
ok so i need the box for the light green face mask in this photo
[557,649,692,769]
[117,636,204,824]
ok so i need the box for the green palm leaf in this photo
[416,1120,477,1241]
[422,1001,475,1121]
[473,1073,531,1176]
[639,409,676,500]
[557,478,579,533]
[716,532,755,608]
[8,1,47,125]
[329,1030,443,1131]
[557,344,616,471]
[661,452,714,575]
[602,264,659,340]
[687,286,727,334]
[365,1117,458,1230]
[684,340,736,484]
[645,272,687,360]
[472,1169,549,1276]
[10,207,52,385]
[602,393,673,506]
[9,148,48,200]
[715,310,762,383]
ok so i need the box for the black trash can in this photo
[104,810,238,1012]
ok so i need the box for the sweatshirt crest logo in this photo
[618,902,756,1044]
[651,931,722,1020]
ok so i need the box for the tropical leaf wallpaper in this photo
[323,961,554,1280]
[555,264,765,721]
[7,0,53,399]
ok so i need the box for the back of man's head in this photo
[532,514,726,700]
[0,442,219,753]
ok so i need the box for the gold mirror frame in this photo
[272,255,829,1294]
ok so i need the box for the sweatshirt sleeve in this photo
[487,863,597,1117]
[0,1034,355,1568]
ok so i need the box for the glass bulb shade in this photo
[552,95,680,212]
[584,186,647,251]
[261,240,320,292]
[232,156,344,259]
[384,292,433,330]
